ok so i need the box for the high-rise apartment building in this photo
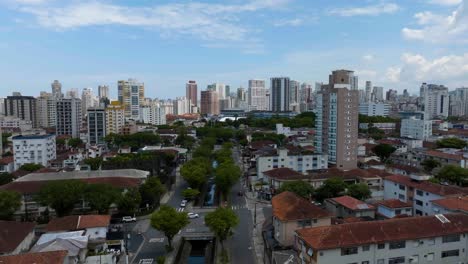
[81,88,96,117]
[351,75,359,90]
[365,81,372,102]
[186,80,198,113]
[118,79,145,120]
[289,80,300,112]
[173,97,190,115]
[271,77,290,112]
[140,101,166,126]
[4,93,38,128]
[248,79,269,111]
[207,83,226,100]
[200,90,219,115]
[105,101,125,135]
[300,83,314,112]
[449,87,468,117]
[420,83,449,119]
[315,70,359,170]
[51,80,63,99]
[37,92,56,128]
[98,85,109,99]
[372,86,384,102]
[66,89,79,99]
[87,108,106,145]
[56,98,82,138]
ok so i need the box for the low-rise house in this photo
[12,134,56,170]
[383,174,468,216]
[376,199,413,219]
[0,250,68,264]
[0,221,35,255]
[31,231,88,263]
[377,139,407,153]
[46,215,111,245]
[272,191,331,247]
[0,156,14,173]
[263,168,305,192]
[431,196,468,215]
[392,148,468,169]
[324,196,375,219]
[295,214,468,264]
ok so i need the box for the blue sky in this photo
[1,0,467,99]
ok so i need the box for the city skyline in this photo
[1,0,467,98]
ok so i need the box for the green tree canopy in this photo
[84,157,103,171]
[314,177,346,202]
[37,180,86,217]
[205,207,239,249]
[436,138,468,149]
[436,165,468,186]
[139,177,166,208]
[68,138,83,148]
[278,181,314,199]
[373,144,396,162]
[19,163,44,172]
[215,161,241,200]
[84,184,120,214]
[117,187,142,215]
[0,173,14,186]
[182,189,200,200]
[0,190,21,220]
[421,158,441,173]
[150,205,189,251]
[346,183,372,201]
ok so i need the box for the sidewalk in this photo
[245,191,267,264]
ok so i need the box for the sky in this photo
[1,0,468,99]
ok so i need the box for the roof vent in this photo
[435,214,450,224]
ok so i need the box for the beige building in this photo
[200,90,219,115]
[272,191,331,247]
[118,79,145,120]
[105,101,125,135]
[315,70,359,170]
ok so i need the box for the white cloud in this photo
[273,18,303,27]
[402,0,468,43]
[385,67,401,83]
[328,3,399,17]
[429,0,462,6]
[362,54,375,61]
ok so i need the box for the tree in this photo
[436,138,468,149]
[0,173,14,186]
[139,177,166,208]
[150,205,189,251]
[19,163,44,172]
[278,181,314,199]
[182,189,200,200]
[205,207,239,249]
[373,144,396,162]
[436,165,468,186]
[68,138,83,148]
[421,159,441,173]
[84,184,119,214]
[215,162,241,200]
[0,190,21,220]
[37,180,86,217]
[314,177,346,202]
[84,157,103,171]
[181,165,208,189]
[346,183,371,201]
[117,188,142,215]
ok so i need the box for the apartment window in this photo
[415,209,422,215]
[362,245,370,251]
[377,243,385,249]
[398,194,405,200]
[389,241,406,249]
[399,184,405,190]
[415,200,423,206]
[442,234,460,243]
[441,249,459,258]
[362,262,369,264]
[416,190,423,196]
[341,247,358,256]
[377,260,384,264]
[395,209,401,214]
[388,257,405,264]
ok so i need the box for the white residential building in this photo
[372,86,384,102]
[359,103,391,116]
[36,92,56,128]
[56,98,82,138]
[400,117,432,140]
[248,79,269,111]
[173,96,190,115]
[140,103,166,125]
[12,134,56,170]
[420,83,449,119]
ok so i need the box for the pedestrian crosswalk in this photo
[177,207,185,212]
[231,205,247,210]
[138,259,153,264]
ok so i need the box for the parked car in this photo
[187,213,199,219]
[122,216,136,223]
[180,200,187,207]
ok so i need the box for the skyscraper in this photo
[449,88,468,117]
[372,86,384,102]
[81,88,95,117]
[200,90,219,115]
[186,80,198,113]
[98,85,109,99]
[300,83,313,112]
[365,81,372,102]
[248,79,268,111]
[37,92,56,128]
[207,83,226,100]
[289,80,300,112]
[420,83,449,119]
[118,79,145,120]
[56,98,82,138]
[173,96,190,115]
[51,80,63,99]
[315,70,359,170]
[270,77,290,112]
[87,108,106,145]
[105,101,125,135]
[4,93,38,128]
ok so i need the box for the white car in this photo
[122,216,136,223]
[180,200,187,207]
[187,213,199,219]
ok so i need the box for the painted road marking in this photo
[139,259,153,264]
[149,238,165,243]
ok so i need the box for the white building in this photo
[420,83,449,119]
[12,134,56,170]
[256,148,328,180]
[173,96,190,115]
[295,214,468,264]
[81,88,96,117]
[449,87,468,117]
[56,98,82,138]
[400,117,432,140]
[0,116,33,132]
[359,103,391,116]
[372,86,384,102]
[248,79,269,111]
[36,92,56,128]
[140,103,166,125]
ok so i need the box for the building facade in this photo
[400,117,432,140]
[420,83,449,119]
[271,77,290,112]
[186,80,198,113]
[118,79,145,120]
[12,134,56,170]
[359,103,391,116]
[140,103,166,125]
[4,94,38,128]
[105,101,125,135]
[200,90,219,115]
[87,108,106,145]
[248,79,269,111]
[56,98,82,138]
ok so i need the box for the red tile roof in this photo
[0,221,35,253]
[388,164,421,174]
[424,150,465,161]
[46,215,111,232]
[0,156,13,165]
[376,199,412,209]
[432,196,468,212]
[297,214,468,250]
[263,168,305,181]
[328,196,375,211]
[384,174,468,197]
[272,192,331,221]
[309,168,390,180]
[0,250,68,264]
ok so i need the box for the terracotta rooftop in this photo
[46,215,111,232]
[0,221,35,253]
[263,168,305,181]
[424,150,465,161]
[0,250,68,264]
[249,140,276,150]
[384,174,468,197]
[272,191,331,221]
[376,199,412,209]
[309,168,390,180]
[0,156,13,165]
[296,214,468,250]
[327,196,375,211]
[432,196,468,212]
[388,164,421,174]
